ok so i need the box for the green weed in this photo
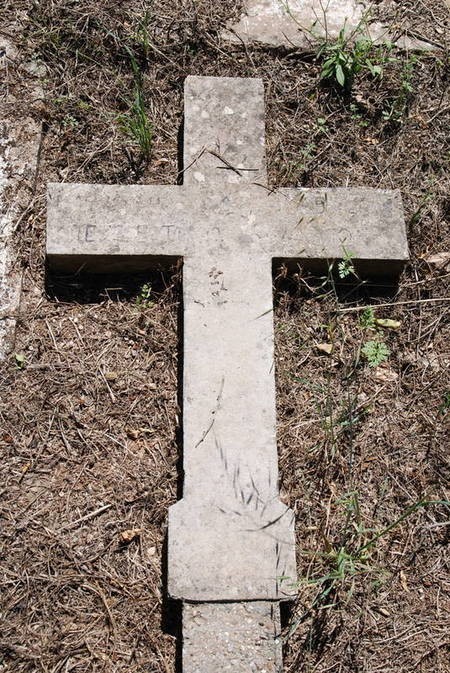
[118,47,153,163]
[318,28,384,90]
[61,114,78,130]
[350,102,370,127]
[135,282,153,307]
[287,497,449,633]
[440,391,450,415]
[382,55,419,124]
[359,307,376,329]
[130,8,153,59]
[410,187,434,227]
[315,116,329,134]
[361,339,390,367]
[14,353,26,370]
[294,141,317,175]
[338,247,356,279]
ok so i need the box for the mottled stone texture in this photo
[1,38,42,358]
[224,0,437,50]
[47,183,408,278]
[184,76,267,186]
[46,75,409,673]
[183,602,282,673]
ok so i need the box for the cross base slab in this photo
[169,498,296,602]
[183,602,282,673]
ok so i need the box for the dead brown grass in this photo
[1,1,449,672]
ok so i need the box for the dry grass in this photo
[0,1,449,672]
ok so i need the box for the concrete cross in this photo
[47,76,409,672]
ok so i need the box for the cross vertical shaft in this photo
[170,76,294,672]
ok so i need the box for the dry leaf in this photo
[374,367,399,382]
[375,319,402,330]
[424,251,450,270]
[139,427,154,435]
[119,528,143,544]
[316,343,333,356]
[400,570,409,592]
[280,489,289,505]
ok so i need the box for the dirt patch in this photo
[0,1,449,672]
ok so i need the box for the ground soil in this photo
[0,1,449,672]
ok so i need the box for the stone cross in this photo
[46,76,408,672]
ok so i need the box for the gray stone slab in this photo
[183,602,282,673]
[1,38,43,359]
[47,181,406,602]
[224,0,437,51]
[171,237,296,600]
[184,76,267,186]
[46,72,409,627]
[47,183,408,277]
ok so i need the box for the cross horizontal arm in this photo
[272,187,409,277]
[47,183,190,272]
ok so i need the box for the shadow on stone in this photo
[175,271,185,501]
[161,533,183,673]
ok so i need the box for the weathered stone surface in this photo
[47,183,408,277]
[171,233,296,600]
[47,83,408,602]
[184,76,267,186]
[183,602,282,673]
[47,184,406,600]
[224,0,437,51]
[48,185,407,599]
[1,38,42,358]
[47,78,408,603]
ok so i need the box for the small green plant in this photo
[14,353,26,369]
[350,103,370,127]
[382,55,418,123]
[118,48,153,162]
[131,8,153,59]
[318,28,383,90]
[62,114,78,130]
[77,100,91,112]
[359,307,376,329]
[294,141,317,175]
[338,247,356,279]
[315,116,329,134]
[362,339,390,367]
[440,391,450,415]
[136,282,153,307]
[410,188,434,227]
